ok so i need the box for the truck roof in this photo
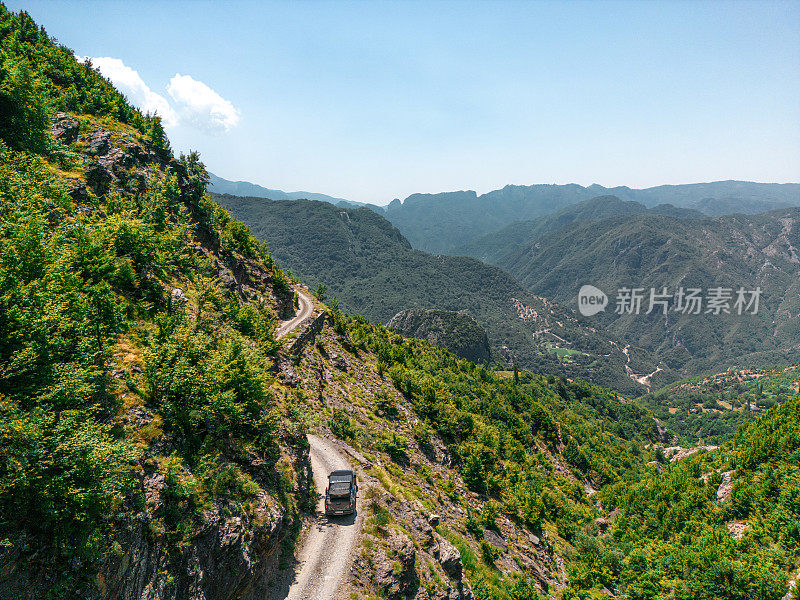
[328,470,354,483]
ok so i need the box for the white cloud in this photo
[82,57,240,135]
[87,56,179,127]
[167,74,240,135]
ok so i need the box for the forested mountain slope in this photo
[456,195,703,265]
[214,193,665,395]
[496,209,800,379]
[290,311,800,600]
[0,7,311,596]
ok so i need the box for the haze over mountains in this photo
[208,172,356,207]
[211,173,800,255]
[381,181,800,254]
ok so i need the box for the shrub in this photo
[413,422,434,455]
[375,387,399,418]
[377,431,410,465]
[480,539,500,566]
[463,451,486,494]
[330,408,358,441]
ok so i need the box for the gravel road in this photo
[277,287,314,339]
[283,435,363,600]
[273,288,363,600]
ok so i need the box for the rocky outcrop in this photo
[0,460,300,600]
[94,433,313,600]
[51,113,182,200]
[289,312,330,357]
[373,532,418,600]
[387,309,491,363]
[51,111,79,143]
[716,470,734,502]
[726,520,752,540]
[662,445,718,463]
[653,418,678,445]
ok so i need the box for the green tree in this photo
[0,56,50,153]
[314,282,327,302]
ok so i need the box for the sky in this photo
[11,0,800,204]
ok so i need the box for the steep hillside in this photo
[383,182,800,255]
[497,209,800,380]
[271,307,800,600]
[214,193,666,395]
[0,8,312,596]
[594,395,800,600]
[457,195,703,264]
[282,309,672,599]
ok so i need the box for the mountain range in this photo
[382,181,800,254]
[496,207,800,375]
[213,193,663,394]
[209,174,800,256]
[216,190,800,390]
[457,194,705,264]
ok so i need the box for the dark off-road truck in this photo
[324,470,357,516]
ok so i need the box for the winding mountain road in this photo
[277,287,314,339]
[275,288,363,600]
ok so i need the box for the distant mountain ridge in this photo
[208,172,358,206]
[383,181,800,254]
[207,174,799,255]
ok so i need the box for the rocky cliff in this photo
[387,309,492,364]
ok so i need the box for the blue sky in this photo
[12,0,800,204]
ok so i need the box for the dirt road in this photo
[273,288,362,600]
[277,287,314,339]
[284,435,363,600]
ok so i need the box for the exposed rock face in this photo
[663,444,718,462]
[96,481,293,600]
[373,532,418,600]
[653,418,678,445]
[432,534,475,600]
[717,470,734,502]
[86,130,111,155]
[51,111,80,143]
[387,309,491,363]
[435,535,463,580]
[726,520,752,540]
[85,160,113,194]
[1,448,308,600]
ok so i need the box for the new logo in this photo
[577,285,608,316]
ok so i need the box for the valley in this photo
[214,193,665,396]
[0,4,798,600]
